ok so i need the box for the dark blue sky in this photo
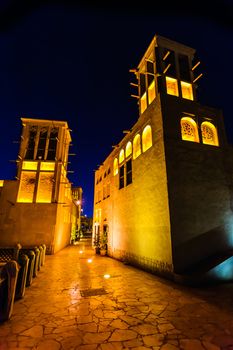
[0,1,232,217]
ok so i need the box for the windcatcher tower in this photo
[0,118,74,254]
[17,118,71,205]
[131,34,232,280]
[93,34,233,283]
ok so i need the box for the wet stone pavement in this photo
[1,239,233,350]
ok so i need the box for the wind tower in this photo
[130,35,231,276]
[0,118,74,254]
[94,34,233,283]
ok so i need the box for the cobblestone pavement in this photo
[1,239,233,350]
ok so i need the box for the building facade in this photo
[0,118,76,254]
[71,186,83,240]
[93,35,233,281]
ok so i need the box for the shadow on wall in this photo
[173,221,233,277]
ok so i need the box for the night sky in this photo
[0,1,232,217]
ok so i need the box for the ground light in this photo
[79,250,83,254]
[87,259,92,263]
[104,274,111,279]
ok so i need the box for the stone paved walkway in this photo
[1,239,233,350]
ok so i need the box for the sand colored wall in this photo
[161,94,233,272]
[94,96,173,276]
[52,201,73,254]
[0,180,72,254]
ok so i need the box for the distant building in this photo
[81,215,93,237]
[0,118,77,254]
[71,186,83,240]
[93,35,233,282]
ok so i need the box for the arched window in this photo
[142,125,152,152]
[201,122,219,146]
[181,117,199,143]
[119,149,125,164]
[125,141,132,158]
[113,158,118,176]
[133,134,141,159]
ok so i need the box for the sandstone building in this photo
[93,35,233,282]
[0,118,77,254]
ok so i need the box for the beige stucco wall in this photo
[0,180,72,254]
[52,202,73,254]
[94,96,173,276]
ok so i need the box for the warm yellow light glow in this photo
[104,274,111,279]
[181,117,199,143]
[140,92,147,114]
[17,171,36,203]
[133,134,141,159]
[22,161,38,170]
[201,122,219,146]
[36,172,54,203]
[166,76,179,96]
[113,158,118,176]
[148,80,156,104]
[107,182,110,197]
[181,81,194,100]
[119,149,125,164]
[40,162,55,171]
[142,125,152,152]
[87,259,92,263]
[125,141,132,158]
[0,180,4,187]
[61,166,67,178]
[79,250,83,254]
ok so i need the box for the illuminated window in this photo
[166,76,179,96]
[142,125,152,152]
[36,172,54,203]
[17,171,37,203]
[119,149,125,164]
[113,158,118,176]
[133,134,141,159]
[181,81,193,100]
[201,122,219,146]
[148,80,156,104]
[181,117,199,143]
[138,55,156,115]
[40,162,55,171]
[125,141,132,158]
[22,161,38,170]
[140,92,147,114]
[0,180,4,187]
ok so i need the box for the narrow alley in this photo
[1,239,233,350]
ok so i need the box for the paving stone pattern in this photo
[1,239,233,349]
